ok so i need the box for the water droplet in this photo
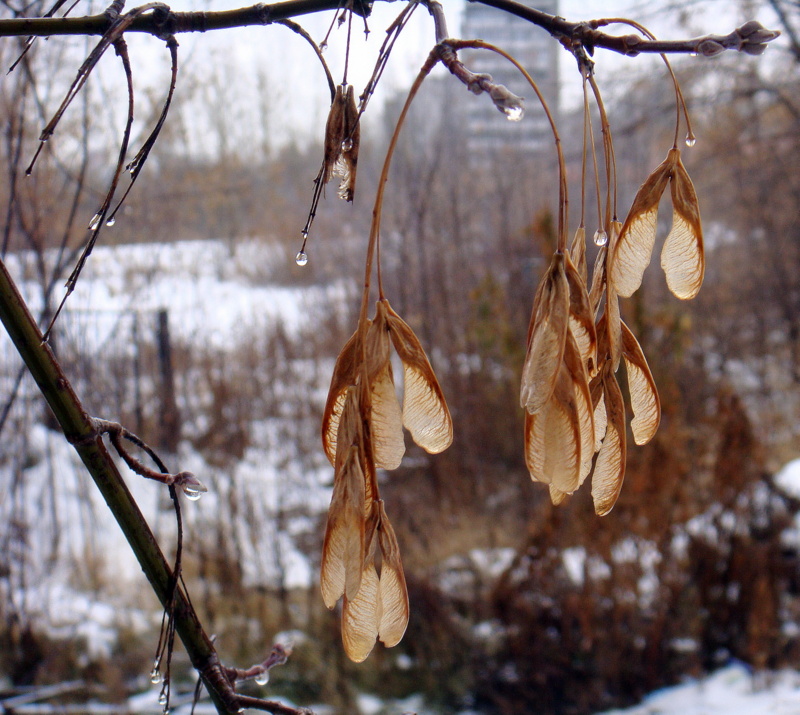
[690,52,698,57]
[319,41,327,51]
[149,668,161,685]
[341,138,353,152]
[255,670,269,686]
[106,216,116,227]
[182,484,204,501]
[295,251,308,267]
[593,229,608,247]
[685,133,697,148]
[158,692,168,706]
[504,105,524,122]
[88,212,102,231]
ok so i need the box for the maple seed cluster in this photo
[316,16,709,662]
[521,142,704,516]
[320,298,453,662]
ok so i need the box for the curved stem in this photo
[587,75,617,223]
[358,49,439,331]
[598,17,694,149]
[451,39,567,251]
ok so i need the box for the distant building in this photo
[459,0,560,155]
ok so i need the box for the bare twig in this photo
[0,0,779,61]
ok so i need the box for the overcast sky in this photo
[115,0,781,147]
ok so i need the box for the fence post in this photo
[156,309,181,453]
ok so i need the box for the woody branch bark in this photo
[0,0,779,59]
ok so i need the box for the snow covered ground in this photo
[597,662,800,715]
[1,238,346,649]
[5,240,800,714]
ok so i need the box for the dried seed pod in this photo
[569,226,588,286]
[365,304,405,470]
[322,328,361,465]
[661,151,704,299]
[621,322,661,445]
[591,366,627,516]
[340,501,409,663]
[564,251,596,369]
[521,252,569,414]
[320,440,367,609]
[383,300,453,454]
[612,148,704,300]
[611,151,675,297]
[323,83,360,202]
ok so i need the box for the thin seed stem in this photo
[580,77,589,228]
[587,75,616,225]
[599,18,694,149]
[358,50,438,332]
[452,39,567,252]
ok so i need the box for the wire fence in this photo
[1,306,180,454]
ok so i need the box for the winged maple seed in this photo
[523,232,662,514]
[320,386,410,662]
[342,500,409,662]
[322,298,453,466]
[610,147,704,300]
[521,251,596,492]
[322,83,360,202]
[320,298,452,661]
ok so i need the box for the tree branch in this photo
[0,256,307,715]
[0,0,780,60]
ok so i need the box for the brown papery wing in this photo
[621,322,661,445]
[565,251,597,368]
[524,365,581,494]
[661,151,704,299]
[366,303,405,470]
[384,300,453,454]
[591,369,627,516]
[376,503,409,648]
[320,445,366,609]
[342,563,380,663]
[520,252,569,414]
[610,150,675,297]
[322,328,361,466]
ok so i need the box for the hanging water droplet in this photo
[106,216,116,227]
[255,670,270,686]
[341,138,353,152]
[182,484,204,501]
[690,52,698,57]
[295,251,308,267]
[593,229,608,247]
[504,105,524,122]
[158,692,168,706]
[88,212,102,231]
[149,668,161,685]
[685,133,697,148]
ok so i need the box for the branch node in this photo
[256,3,272,25]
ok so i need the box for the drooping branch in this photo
[0,0,780,60]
